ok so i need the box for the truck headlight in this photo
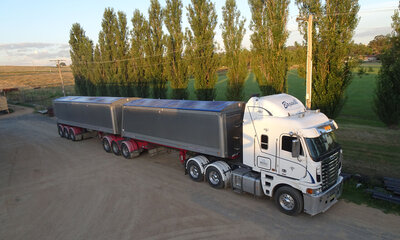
[306,188,322,195]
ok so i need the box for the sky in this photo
[0,0,398,66]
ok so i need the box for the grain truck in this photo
[53,94,343,216]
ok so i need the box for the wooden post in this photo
[305,15,313,109]
[50,59,66,97]
[57,62,66,97]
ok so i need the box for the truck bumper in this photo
[303,176,343,216]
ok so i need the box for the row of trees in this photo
[70,0,361,119]
[70,0,242,101]
[375,3,400,128]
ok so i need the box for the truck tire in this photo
[111,141,120,155]
[187,161,203,182]
[206,166,224,189]
[121,143,140,159]
[103,138,111,153]
[274,186,303,216]
[69,129,76,141]
[58,125,63,137]
[63,128,70,139]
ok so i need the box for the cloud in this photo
[355,27,392,38]
[26,49,69,59]
[354,26,392,44]
[0,42,71,66]
[0,42,56,51]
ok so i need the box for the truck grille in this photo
[321,152,340,191]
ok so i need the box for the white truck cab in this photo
[240,94,343,215]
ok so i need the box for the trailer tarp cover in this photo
[124,98,237,112]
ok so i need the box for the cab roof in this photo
[249,93,306,117]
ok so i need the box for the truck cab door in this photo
[247,106,276,172]
[278,135,307,179]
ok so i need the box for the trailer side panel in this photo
[122,99,244,158]
[54,96,134,134]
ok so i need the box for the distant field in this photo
[0,66,74,89]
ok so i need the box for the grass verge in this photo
[341,179,400,215]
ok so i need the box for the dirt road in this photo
[1,109,399,240]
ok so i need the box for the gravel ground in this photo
[1,107,399,240]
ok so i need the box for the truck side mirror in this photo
[292,139,300,158]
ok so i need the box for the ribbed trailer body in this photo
[53,96,133,134]
[122,99,245,158]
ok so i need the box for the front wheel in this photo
[274,186,303,216]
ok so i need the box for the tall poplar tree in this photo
[187,0,219,100]
[129,10,150,97]
[69,23,94,96]
[146,0,167,99]
[222,0,247,100]
[115,11,130,97]
[296,0,359,117]
[98,8,119,96]
[93,44,107,96]
[165,0,189,99]
[249,0,290,95]
[374,3,400,127]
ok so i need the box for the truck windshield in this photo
[305,132,340,161]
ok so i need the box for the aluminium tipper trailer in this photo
[121,98,245,159]
[54,96,134,134]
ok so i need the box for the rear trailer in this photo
[122,98,245,159]
[53,96,134,134]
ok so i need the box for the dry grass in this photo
[0,66,74,89]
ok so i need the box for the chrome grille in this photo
[321,152,340,191]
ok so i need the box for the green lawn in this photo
[184,64,383,127]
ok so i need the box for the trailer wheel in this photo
[187,161,203,182]
[69,129,76,141]
[274,186,303,216]
[63,128,70,139]
[206,166,224,189]
[111,141,120,155]
[58,125,63,137]
[121,143,140,159]
[103,138,111,153]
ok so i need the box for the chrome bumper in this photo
[303,176,343,216]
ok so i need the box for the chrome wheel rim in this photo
[112,143,119,153]
[103,140,110,151]
[122,145,129,157]
[279,193,295,211]
[189,165,199,178]
[209,170,220,185]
